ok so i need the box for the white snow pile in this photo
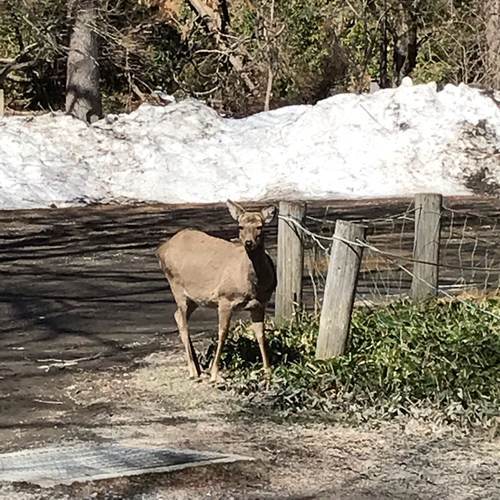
[0,80,499,210]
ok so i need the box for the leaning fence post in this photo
[411,193,442,300]
[316,220,366,359]
[275,201,306,323]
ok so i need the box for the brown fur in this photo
[157,201,277,381]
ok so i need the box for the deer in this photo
[156,200,277,382]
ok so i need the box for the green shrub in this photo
[204,298,500,428]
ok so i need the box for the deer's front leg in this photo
[251,305,271,375]
[210,300,233,383]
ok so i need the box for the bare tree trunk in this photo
[485,0,500,89]
[219,0,231,33]
[264,0,275,111]
[392,3,418,85]
[379,0,390,88]
[405,11,418,74]
[187,0,257,94]
[65,0,102,123]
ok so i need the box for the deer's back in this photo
[157,229,254,306]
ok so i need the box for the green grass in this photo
[203,298,500,428]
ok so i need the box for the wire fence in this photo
[287,200,500,311]
[440,204,499,293]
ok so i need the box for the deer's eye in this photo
[256,226,263,232]
[238,226,243,231]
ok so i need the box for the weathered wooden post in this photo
[316,220,366,359]
[0,89,4,117]
[275,201,306,323]
[411,193,442,300]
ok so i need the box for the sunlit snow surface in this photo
[1,81,499,209]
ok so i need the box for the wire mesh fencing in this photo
[294,198,500,311]
[440,204,500,294]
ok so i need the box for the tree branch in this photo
[186,0,257,94]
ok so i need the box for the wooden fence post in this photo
[316,220,366,359]
[0,89,4,117]
[411,193,442,300]
[275,201,306,323]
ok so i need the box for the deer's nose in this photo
[245,240,254,249]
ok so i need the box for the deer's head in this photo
[226,200,276,252]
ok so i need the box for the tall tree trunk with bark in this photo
[379,0,390,88]
[392,3,418,85]
[484,0,500,89]
[187,0,257,94]
[65,0,102,123]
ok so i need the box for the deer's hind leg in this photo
[172,291,200,379]
[251,305,271,376]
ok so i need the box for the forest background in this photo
[0,0,499,122]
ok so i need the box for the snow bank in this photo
[0,81,499,210]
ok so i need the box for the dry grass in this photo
[3,344,499,499]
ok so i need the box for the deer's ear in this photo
[261,205,277,224]
[226,200,245,221]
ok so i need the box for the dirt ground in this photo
[1,346,499,499]
[1,199,499,499]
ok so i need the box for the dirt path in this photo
[1,350,499,499]
[0,198,499,498]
